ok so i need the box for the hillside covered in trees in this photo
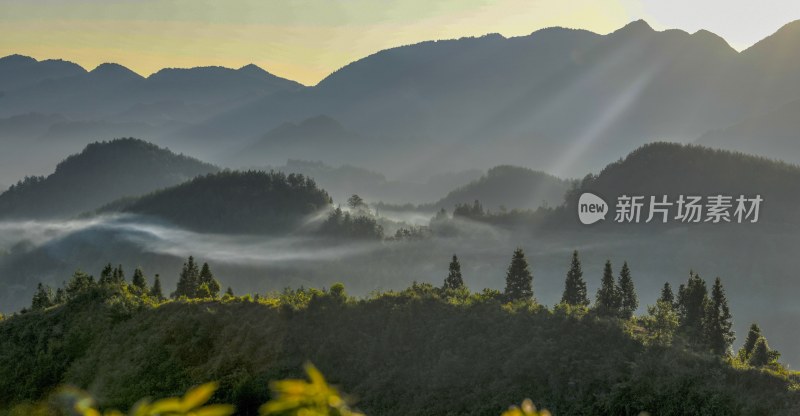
[427,165,570,212]
[0,138,218,219]
[2,251,798,415]
[107,170,333,234]
[560,142,800,228]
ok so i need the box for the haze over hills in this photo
[695,99,800,160]
[3,19,800,182]
[107,170,332,234]
[0,138,218,219]
[1,141,799,367]
[429,165,570,212]
[183,19,800,177]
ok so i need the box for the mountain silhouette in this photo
[430,165,570,211]
[0,138,218,219]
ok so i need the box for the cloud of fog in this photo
[0,214,382,267]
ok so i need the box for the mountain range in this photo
[3,19,800,183]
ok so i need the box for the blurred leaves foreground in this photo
[12,363,376,416]
[15,361,660,415]
[10,362,561,416]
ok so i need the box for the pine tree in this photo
[504,248,533,302]
[99,263,114,285]
[150,274,164,300]
[677,271,708,334]
[53,287,66,304]
[443,255,465,290]
[617,261,638,319]
[174,256,200,298]
[31,283,53,310]
[748,337,771,367]
[561,250,589,306]
[704,277,735,355]
[595,260,619,316]
[131,267,148,293]
[225,286,234,297]
[198,262,221,298]
[65,270,95,299]
[659,282,675,305]
[738,323,762,361]
[112,264,126,284]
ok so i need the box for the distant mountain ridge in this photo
[0,138,218,219]
[0,56,303,120]
[5,20,800,179]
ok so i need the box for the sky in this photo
[1,0,800,85]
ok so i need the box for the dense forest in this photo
[0,138,218,219]
[2,250,797,415]
[559,142,800,228]
[107,170,333,234]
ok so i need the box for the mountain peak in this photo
[89,63,143,80]
[691,29,735,52]
[0,54,37,65]
[238,63,267,74]
[612,19,655,36]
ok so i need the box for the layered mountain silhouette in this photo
[0,138,218,219]
[4,20,800,184]
[429,165,570,211]
[0,58,302,121]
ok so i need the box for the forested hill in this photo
[109,170,332,234]
[1,275,798,415]
[0,138,218,219]
[562,142,800,227]
[429,165,570,211]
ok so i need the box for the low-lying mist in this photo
[0,213,798,368]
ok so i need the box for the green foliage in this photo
[198,263,221,298]
[659,282,675,305]
[2,261,799,416]
[749,337,772,367]
[640,300,679,347]
[677,271,708,336]
[442,255,465,291]
[504,248,533,302]
[319,207,383,239]
[703,277,735,355]
[149,275,164,300]
[131,268,148,294]
[500,399,551,416]
[31,283,54,310]
[560,250,588,306]
[174,256,200,299]
[737,324,781,367]
[66,270,96,299]
[11,382,234,416]
[260,363,363,416]
[617,261,638,319]
[594,260,620,316]
[116,170,331,234]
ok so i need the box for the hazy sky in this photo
[1,0,799,85]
